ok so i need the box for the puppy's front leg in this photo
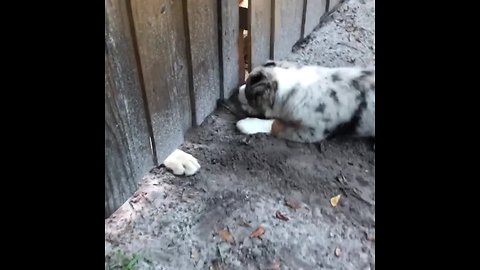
[236,118,324,143]
[236,117,275,135]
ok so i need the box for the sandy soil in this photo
[105,0,375,269]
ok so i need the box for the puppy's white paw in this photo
[163,149,201,176]
[236,118,274,135]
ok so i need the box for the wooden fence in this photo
[105,0,343,218]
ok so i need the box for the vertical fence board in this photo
[186,0,221,125]
[105,0,154,218]
[219,0,241,98]
[249,0,272,69]
[303,0,327,36]
[272,0,304,60]
[130,0,192,162]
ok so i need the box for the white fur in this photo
[238,84,247,104]
[163,149,200,176]
[274,66,320,95]
[238,84,261,116]
[272,66,366,128]
[236,118,274,134]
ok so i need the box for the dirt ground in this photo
[105,0,375,269]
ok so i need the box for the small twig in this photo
[358,26,374,34]
[217,99,243,118]
[336,42,365,53]
[217,245,225,263]
[336,173,374,206]
[351,188,374,206]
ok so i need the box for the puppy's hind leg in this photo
[271,120,325,144]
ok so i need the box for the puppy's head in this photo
[238,61,278,117]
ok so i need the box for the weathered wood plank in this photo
[105,0,154,218]
[272,0,304,60]
[249,0,272,69]
[304,0,327,36]
[186,0,221,125]
[219,0,241,98]
[130,0,192,161]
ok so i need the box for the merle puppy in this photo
[236,60,375,148]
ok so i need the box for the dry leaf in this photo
[238,220,251,227]
[130,192,147,203]
[271,259,281,270]
[275,211,289,221]
[250,226,265,238]
[366,233,375,242]
[330,194,341,207]
[336,173,347,185]
[285,198,301,209]
[335,247,341,257]
[209,259,226,270]
[217,245,226,262]
[181,191,197,203]
[191,247,200,260]
[238,217,252,228]
[218,229,234,243]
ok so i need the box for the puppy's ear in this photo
[245,72,267,98]
[245,71,276,107]
[262,60,276,67]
